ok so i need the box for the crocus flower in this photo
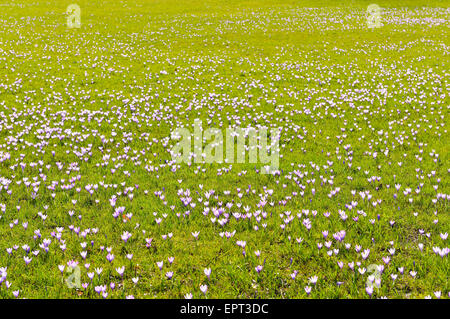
[116,266,125,277]
[304,286,312,295]
[366,286,373,297]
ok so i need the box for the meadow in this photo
[0,0,448,299]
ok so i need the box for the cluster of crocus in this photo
[0,2,447,300]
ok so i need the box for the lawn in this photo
[0,0,448,299]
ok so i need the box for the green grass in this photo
[0,0,448,299]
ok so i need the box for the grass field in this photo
[0,0,448,299]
